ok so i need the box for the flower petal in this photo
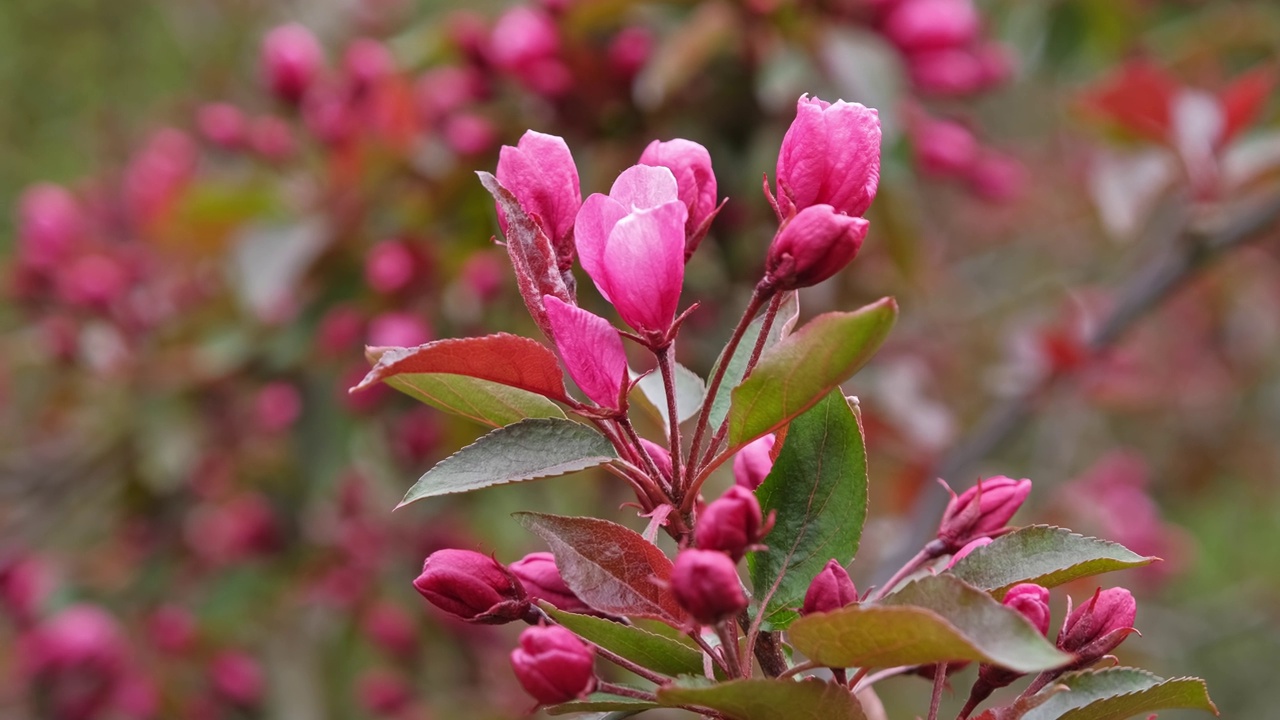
[601,200,687,335]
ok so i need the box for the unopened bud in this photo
[764,204,869,291]
[508,552,595,615]
[1057,587,1138,665]
[732,434,775,490]
[1004,583,1051,636]
[937,476,1031,551]
[412,549,529,624]
[802,559,859,616]
[261,23,325,104]
[671,549,747,625]
[694,486,771,561]
[510,624,597,705]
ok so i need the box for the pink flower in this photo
[775,95,881,218]
[20,605,127,719]
[254,382,302,433]
[967,151,1027,203]
[802,559,859,616]
[883,0,980,52]
[639,138,719,257]
[733,434,776,490]
[908,48,987,96]
[357,669,413,716]
[443,113,498,156]
[574,165,687,339]
[147,605,198,655]
[508,552,595,615]
[367,312,432,348]
[1003,583,1051,636]
[489,7,564,98]
[1057,587,1138,665]
[197,103,248,149]
[413,549,530,624]
[210,651,264,707]
[56,253,128,308]
[415,66,485,122]
[249,115,296,162]
[496,130,581,261]
[361,602,418,659]
[510,624,597,705]
[608,26,654,78]
[543,296,628,410]
[764,204,869,290]
[261,24,325,104]
[364,240,417,294]
[670,549,746,624]
[343,38,395,92]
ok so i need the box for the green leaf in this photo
[634,362,707,431]
[1022,667,1218,720]
[748,391,867,630]
[658,678,867,720]
[788,575,1072,672]
[948,526,1157,600]
[705,291,800,433]
[728,298,897,448]
[398,419,615,508]
[542,605,705,678]
[516,513,685,623]
[383,373,566,429]
[546,693,659,715]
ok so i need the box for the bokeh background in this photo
[2,0,1279,718]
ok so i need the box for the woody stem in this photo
[657,345,685,498]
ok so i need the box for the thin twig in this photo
[597,682,657,701]
[874,192,1280,586]
[658,346,686,495]
[928,662,948,720]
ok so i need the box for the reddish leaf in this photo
[1219,66,1275,146]
[1080,60,1178,144]
[357,333,569,403]
[515,512,685,624]
[477,171,574,342]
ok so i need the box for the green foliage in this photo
[1022,667,1218,720]
[542,605,705,678]
[658,678,868,720]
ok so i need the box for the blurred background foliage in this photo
[2,0,1279,718]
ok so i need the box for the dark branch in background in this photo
[874,192,1280,586]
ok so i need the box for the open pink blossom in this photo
[496,130,581,261]
[574,165,687,338]
[543,296,627,410]
[776,95,881,218]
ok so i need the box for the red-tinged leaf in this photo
[1079,60,1178,144]
[657,678,867,720]
[477,171,573,341]
[1219,65,1276,146]
[357,334,570,403]
[515,512,685,623]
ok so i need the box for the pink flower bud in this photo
[443,112,498,156]
[489,7,560,74]
[775,95,881,218]
[908,48,986,96]
[575,165,687,339]
[302,85,355,145]
[20,605,126,719]
[415,66,485,122]
[764,204,869,290]
[17,183,83,271]
[938,476,1031,550]
[114,673,160,719]
[210,651,263,707]
[639,439,673,483]
[496,130,582,266]
[343,38,396,93]
[358,669,413,716]
[317,306,365,358]
[413,549,530,624]
[608,26,653,79]
[0,553,54,626]
[367,312,432,348]
[197,103,248,149]
[976,42,1016,87]
[509,624,597,705]
[945,537,992,568]
[56,253,128,308]
[733,434,776,490]
[254,382,302,433]
[639,138,718,257]
[671,549,747,625]
[802,559,859,615]
[967,151,1027,203]
[361,601,418,659]
[883,0,980,52]
[249,115,296,163]
[1057,587,1138,663]
[694,486,770,561]
[543,296,628,410]
[1003,583,1051,636]
[508,552,595,615]
[147,605,198,655]
[912,116,979,177]
[365,240,417,294]
[261,23,325,104]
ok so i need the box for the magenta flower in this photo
[802,559,859,616]
[639,138,719,257]
[543,296,628,411]
[733,433,776,490]
[775,95,881,218]
[764,204,869,290]
[882,0,981,53]
[510,624,597,705]
[695,486,771,561]
[1058,587,1138,665]
[412,549,529,624]
[17,183,83,271]
[508,552,595,615]
[574,165,688,339]
[197,103,249,149]
[670,549,746,625]
[496,130,582,266]
[1003,583,1052,636]
[938,476,1031,551]
[261,23,325,104]
[912,116,979,177]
